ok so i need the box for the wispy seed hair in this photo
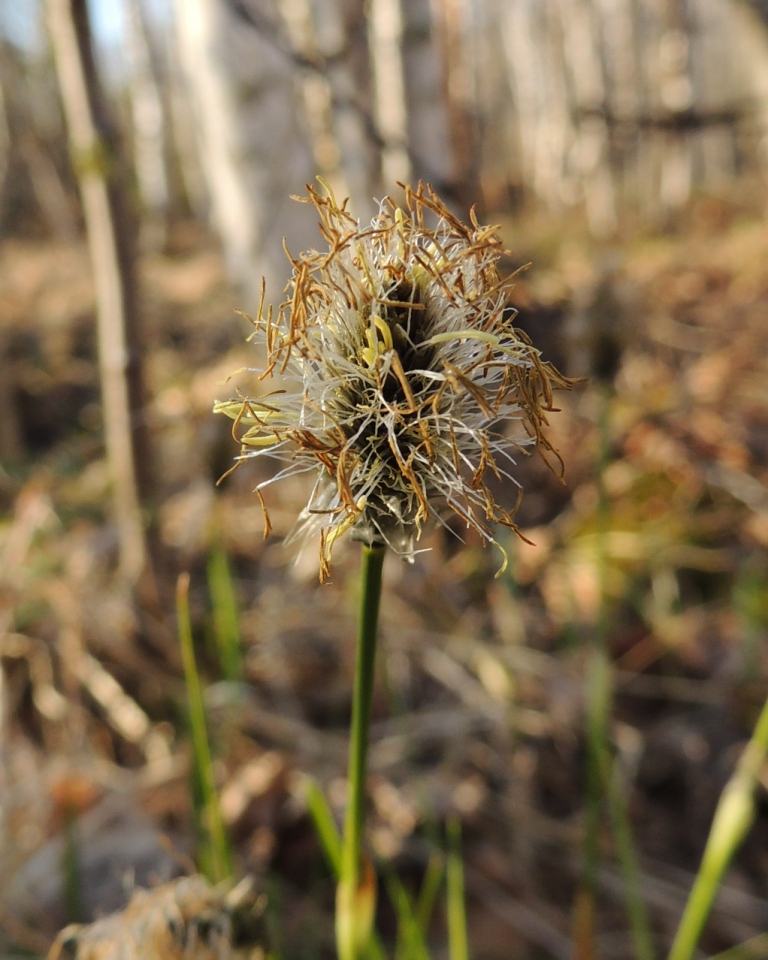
[215,183,572,580]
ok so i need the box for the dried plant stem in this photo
[337,544,385,960]
[668,695,768,960]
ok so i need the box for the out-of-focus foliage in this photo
[0,1,767,958]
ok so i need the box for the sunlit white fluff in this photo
[215,183,569,580]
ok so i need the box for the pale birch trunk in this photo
[433,0,481,206]
[125,0,169,249]
[46,0,148,584]
[496,0,768,226]
[557,0,618,234]
[311,0,382,220]
[172,0,316,303]
[370,0,410,190]
[19,130,79,241]
[400,0,455,192]
[0,70,8,206]
[165,29,210,221]
[501,0,572,212]
[729,1,768,171]
[467,0,521,210]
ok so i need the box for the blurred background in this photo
[1,0,768,957]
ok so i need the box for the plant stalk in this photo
[668,695,768,960]
[579,384,654,960]
[337,544,386,960]
[177,572,232,883]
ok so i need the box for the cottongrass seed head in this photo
[215,183,572,581]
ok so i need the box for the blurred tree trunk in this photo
[467,0,524,211]
[494,0,768,229]
[164,30,210,222]
[433,0,481,208]
[311,0,382,220]
[501,0,563,211]
[0,37,79,241]
[125,0,169,250]
[370,0,410,190]
[18,130,79,241]
[0,71,9,205]
[558,0,617,236]
[172,0,316,304]
[46,0,149,584]
[400,0,455,193]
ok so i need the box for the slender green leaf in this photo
[446,817,468,960]
[706,933,768,960]
[207,545,243,682]
[305,777,342,877]
[415,852,445,938]
[385,872,431,960]
[337,545,385,960]
[177,572,232,882]
[668,695,768,960]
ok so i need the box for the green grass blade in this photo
[207,545,243,682]
[577,385,654,960]
[305,777,342,877]
[385,872,431,960]
[304,777,386,960]
[177,572,232,882]
[575,385,613,958]
[575,644,610,960]
[337,545,386,960]
[416,851,445,938]
[668,695,768,960]
[446,817,468,960]
[585,648,655,960]
[706,933,768,960]
[606,762,656,960]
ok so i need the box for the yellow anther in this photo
[394,208,406,257]
[426,330,500,348]
[356,243,375,290]
[316,175,337,207]
[362,329,377,366]
[492,539,509,578]
[373,316,393,352]
[240,431,282,448]
[362,317,393,367]
[323,496,368,561]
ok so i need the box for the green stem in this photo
[668,695,768,960]
[337,544,386,960]
[446,816,469,960]
[606,755,656,960]
[706,933,768,960]
[177,572,232,882]
[580,385,654,960]
[577,386,613,953]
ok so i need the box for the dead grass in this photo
[1,203,767,959]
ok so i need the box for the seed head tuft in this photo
[215,183,572,580]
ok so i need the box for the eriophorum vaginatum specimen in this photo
[215,183,571,580]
